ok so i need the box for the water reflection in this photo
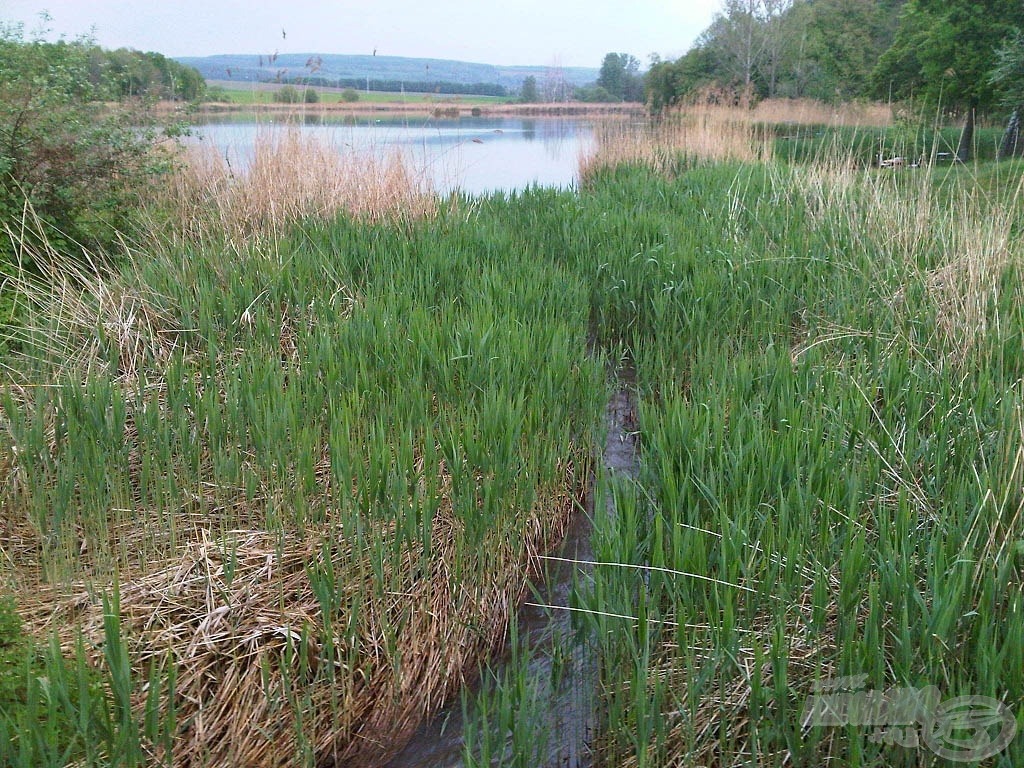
[188,114,595,195]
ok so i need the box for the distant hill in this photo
[174,53,599,92]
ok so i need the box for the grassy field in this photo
[208,83,508,107]
[2,107,1024,766]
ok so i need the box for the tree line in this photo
[285,75,509,97]
[645,0,1024,157]
[647,0,904,108]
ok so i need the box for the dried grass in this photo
[785,160,1023,364]
[580,99,891,183]
[157,129,436,247]
[751,98,892,128]
[19,459,582,767]
[579,106,772,182]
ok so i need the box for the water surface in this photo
[189,115,595,195]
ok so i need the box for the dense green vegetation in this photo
[647,0,906,107]
[0,23,197,353]
[646,0,1024,158]
[3,10,1024,765]
[3,125,1024,764]
[0,24,198,259]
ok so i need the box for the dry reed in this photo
[579,106,772,182]
[157,129,436,247]
[751,98,892,128]
[17,454,582,767]
[784,160,1023,364]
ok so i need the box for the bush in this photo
[303,87,319,103]
[273,85,300,103]
[204,85,231,102]
[0,22,182,359]
[574,84,614,103]
[0,24,174,263]
[340,88,359,103]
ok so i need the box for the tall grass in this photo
[580,106,772,182]
[153,129,435,248]
[4,109,1024,767]
[751,98,892,128]
[0,153,604,765]
[570,151,1024,765]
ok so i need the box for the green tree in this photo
[873,0,1024,160]
[520,75,539,102]
[799,0,901,101]
[574,84,613,102]
[597,53,642,101]
[101,48,205,101]
[649,0,900,106]
[991,29,1024,157]
[645,48,718,111]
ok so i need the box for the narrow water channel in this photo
[387,368,638,767]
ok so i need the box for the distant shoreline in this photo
[180,101,647,119]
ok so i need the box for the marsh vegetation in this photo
[2,60,1024,768]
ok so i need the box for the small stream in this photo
[386,370,638,767]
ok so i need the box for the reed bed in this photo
[579,106,772,182]
[568,151,1024,765]
[4,110,1024,768]
[155,129,436,248]
[751,98,892,128]
[580,100,890,183]
[0,179,604,765]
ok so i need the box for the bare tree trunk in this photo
[956,105,976,163]
[998,107,1023,159]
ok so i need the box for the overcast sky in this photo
[3,1,720,67]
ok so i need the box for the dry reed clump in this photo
[21,459,582,767]
[2,263,181,391]
[579,106,772,181]
[752,98,892,128]
[784,161,1022,364]
[158,129,436,246]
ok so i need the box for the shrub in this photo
[0,25,176,261]
[303,87,319,103]
[273,85,300,103]
[340,88,359,103]
[204,85,231,102]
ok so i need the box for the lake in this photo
[189,114,596,195]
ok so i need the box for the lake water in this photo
[189,115,596,195]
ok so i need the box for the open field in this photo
[206,81,509,107]
[3,104,1024,766]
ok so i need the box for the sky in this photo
[2,1,720,68]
